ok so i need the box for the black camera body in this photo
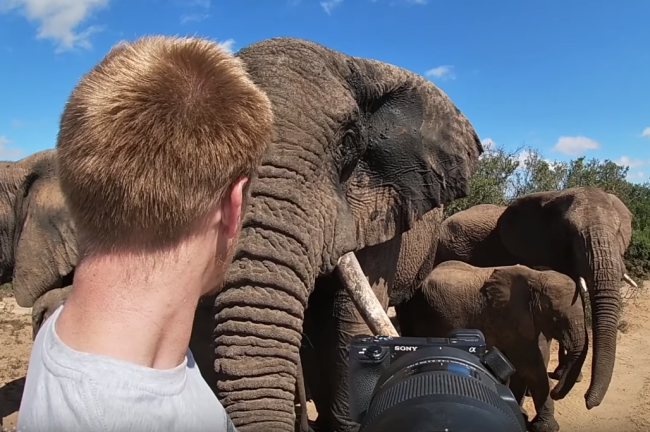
[348,329,527,432]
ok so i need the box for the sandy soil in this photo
[2,287,650,431]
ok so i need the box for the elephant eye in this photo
[338,122,363,184]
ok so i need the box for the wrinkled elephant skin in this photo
[397,261,588,432]
[212,37,482,432]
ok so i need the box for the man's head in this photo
[56,35,273,290]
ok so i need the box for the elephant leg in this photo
[507,342,559,432]
[509,372,527,406]
[502,347,529,421]
[527,333,551,398]
[539,333,551,368]
[508,372,530,424]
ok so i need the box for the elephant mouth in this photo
[578,274,638,293]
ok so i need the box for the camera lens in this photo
[358,346,525,432]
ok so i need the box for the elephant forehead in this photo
[539,272,580,302]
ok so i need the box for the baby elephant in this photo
[397,261,588,432]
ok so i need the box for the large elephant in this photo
[435,187,636,410]
[212,37,482,432]
[397,260,589,432]
[0,150,77,317]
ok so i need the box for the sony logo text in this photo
[394,346,418,352]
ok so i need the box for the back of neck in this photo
[54,254,203,370]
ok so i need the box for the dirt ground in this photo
[2,286,650,432]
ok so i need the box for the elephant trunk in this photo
[580,227,623,409]
[551,315,589,400]
[213,194,322,432]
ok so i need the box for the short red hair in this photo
[56,35,273,255]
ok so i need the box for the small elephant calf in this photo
[396,260,588,432]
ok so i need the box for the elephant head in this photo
[0,151,51,283]
[212,37,482,431]
[0,149,78,309]
[485,265,588,400]
[496,186,633,409]
[434,203,518,267]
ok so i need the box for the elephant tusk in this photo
[336,252,400,337]
[579,277,588,293]
[623,273,638,288]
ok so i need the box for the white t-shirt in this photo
[17,305,236,432]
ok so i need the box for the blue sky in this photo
[1,0,649,181]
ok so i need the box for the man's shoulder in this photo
[18,307,105,431]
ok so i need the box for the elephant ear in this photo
[13,179,78,308]
[483,266,535,336]
[337,57,483,250]
[497,190,576,265]
[607,193,632,256]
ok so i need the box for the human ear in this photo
[221,176,248,240]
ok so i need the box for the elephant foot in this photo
[549,368,583,383]
[295,421,318,432]
[529,416,560,432]
[310,416,359,432]
[334,424,359,432]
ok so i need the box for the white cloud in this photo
[543,159,562,171]
[642,127,650,137]
[480,137,495,151]
[552,136,600,156]
[615,156,647,168]
[187,0,210,7]
[216,39,235,54]
[0,136,24,159]
[0,0,111,52]
[180,13,208,23]
[320,0,342,14]
[627,171,646,182]
[180,0,210,24]
[516,149,534,166]
[425,65,455,81]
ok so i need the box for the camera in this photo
[348,329,527,432]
